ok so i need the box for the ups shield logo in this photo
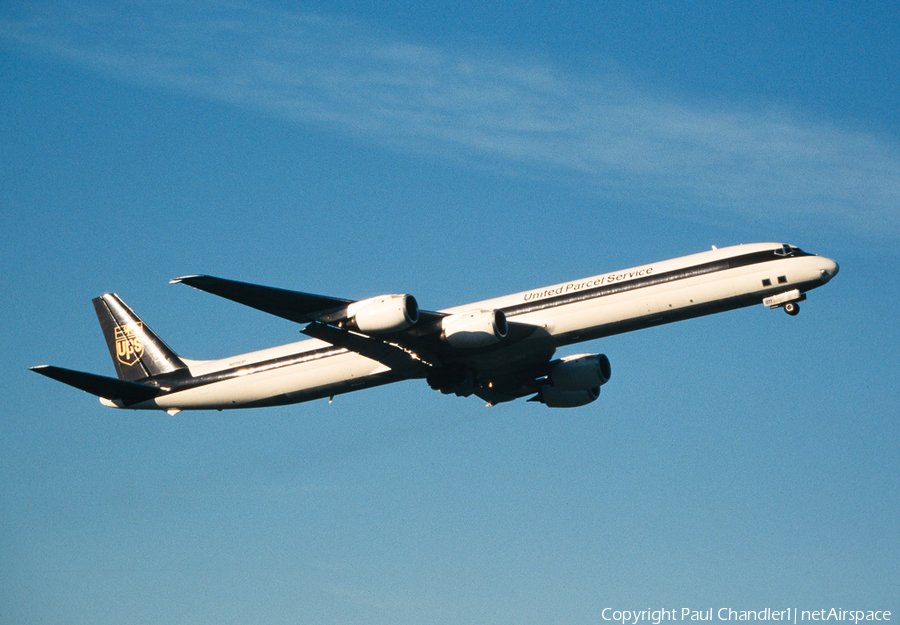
[115,323,144,366]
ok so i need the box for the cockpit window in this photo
[775,244,812,257]
[774,244,794,257]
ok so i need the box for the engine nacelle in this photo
[535,385,601,408]
[347,294,419,333]
[441,309,508,348]
[549,353,611,391]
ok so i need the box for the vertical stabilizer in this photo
[92,294,186,381]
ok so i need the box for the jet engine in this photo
[533,385,601,408]
[347,294,419,333]
[531,353,611,408]
[441,309,508,348]
[549,353,611,390]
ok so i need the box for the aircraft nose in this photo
[819,257,839,283]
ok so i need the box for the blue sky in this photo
[1,1,897,623]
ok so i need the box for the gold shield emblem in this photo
[115,323,144,366]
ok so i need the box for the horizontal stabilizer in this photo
[30,365,163,404]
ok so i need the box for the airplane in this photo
[31,242,838,413]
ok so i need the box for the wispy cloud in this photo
[3,0,898,239]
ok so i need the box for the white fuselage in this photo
[105,243,838,411]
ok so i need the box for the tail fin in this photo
[93,294,186,381]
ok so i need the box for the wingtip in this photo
[170,275,201,285]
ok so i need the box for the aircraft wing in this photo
[172,274,549,399]
[171,275,353,324]
[300,322,435,375]
[171,274,447,326]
